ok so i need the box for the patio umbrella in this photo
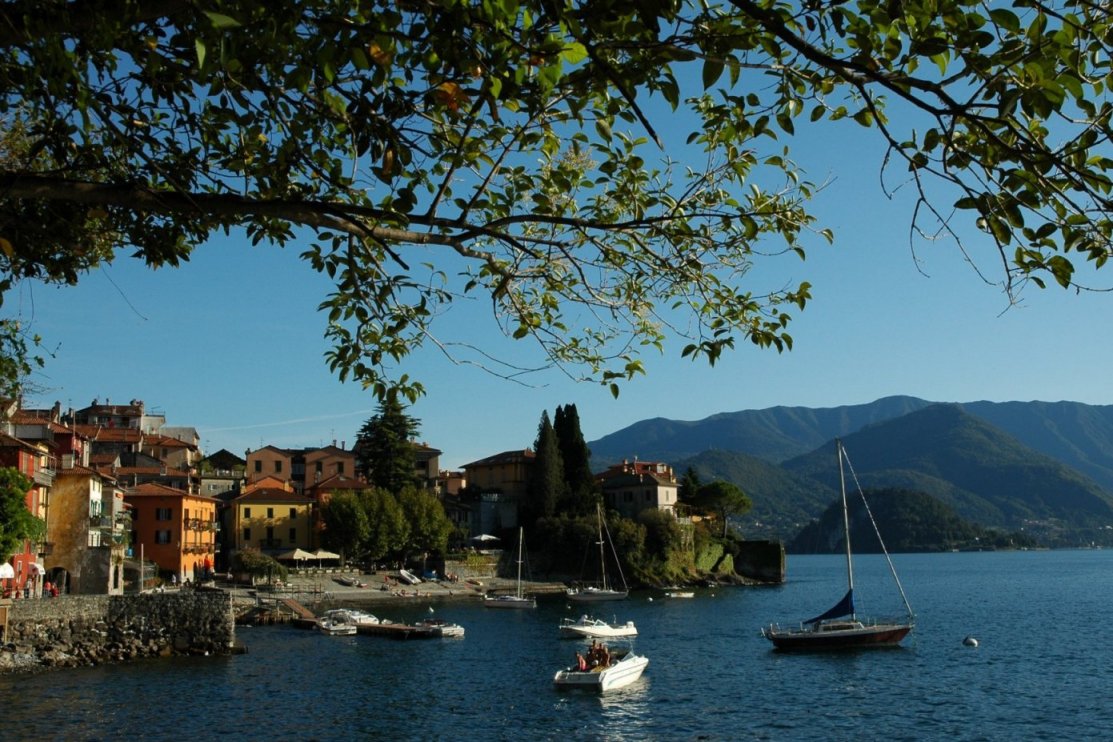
[275,548,315,562]
[311,548,341,567]
[470,534,500,542]
[0,562,13,579]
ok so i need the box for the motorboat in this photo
[553,649,648,692]
[559,615,637,640]
[317,615,357,636]
[665,591,695,599]
[418,618,465,638]
[321,608,385,627]
[398,569,422,585]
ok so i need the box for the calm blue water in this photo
[3,550,1112,740]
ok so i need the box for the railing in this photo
[34,467,56,487]
[88,514,114,529]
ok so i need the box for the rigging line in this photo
[840,443,916,622]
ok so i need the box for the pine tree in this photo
[355,397,420,493]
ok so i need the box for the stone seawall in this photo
[0,591,236,673]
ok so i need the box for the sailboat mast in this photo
[837,439,855,604]
[596,505,608,591]
[516,527,524,599]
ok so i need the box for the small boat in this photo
[559,614,637,640]
[665,591,695,599]
[567,505,628,603]
[553,649,648,692]
[317,616,357,636]
[321,608,385,627]
[398,569,422,585]
[418,618,465,638]
[485,527,536,609]
[762,439,915,651]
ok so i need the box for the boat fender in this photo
[962,635,978,647]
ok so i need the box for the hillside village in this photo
[0,397,683,599]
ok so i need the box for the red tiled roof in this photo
[235,488,314,504]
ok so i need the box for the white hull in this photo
[484,595,536,609]
[317,619,357,636]
[566,587,628,603]
[665,591,694,599]
[398,569,422,585]
[553,653,648,692]
[559,615,637,639]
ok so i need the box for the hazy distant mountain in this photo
[782,404,1113,532]
[589,396,1113,493]
[589,395,933,465]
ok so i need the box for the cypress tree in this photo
[554,403,596,515]
[528,411,565,527]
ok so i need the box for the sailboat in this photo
[567,505,629,603]
[484,527,536,609]
[762,439,915,650]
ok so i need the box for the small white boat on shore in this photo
[559,615,637,640]
[553,650,648,692]
[398,569,422,585]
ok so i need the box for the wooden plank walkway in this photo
[279,597,317,621]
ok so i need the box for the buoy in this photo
[428,605,435,613]
[647,597,654,602]
[963,635,978,647]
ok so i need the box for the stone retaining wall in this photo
[0,591,236,673]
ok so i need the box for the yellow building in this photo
[229,477,315,556]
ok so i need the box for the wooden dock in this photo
[357,622,439,639]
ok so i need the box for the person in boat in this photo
[576,652,588,671]
[598,643,611,668]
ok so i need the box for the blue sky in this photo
[13,108,1113,471]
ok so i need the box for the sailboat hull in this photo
[483,595,536,609]
[566,588,628,603]
[763,621,912,650]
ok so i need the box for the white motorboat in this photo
[553,650,648,692]
[321,608,385,627]
[398,569,422,585]
[665,591,695,599]
[485,527,536,609]
[317,616,357,636]
[418,618,465,637]
[559,614,637,640]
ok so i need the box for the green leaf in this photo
[702,58,724,89]
[195,39,206,68]
[203,11,241,29]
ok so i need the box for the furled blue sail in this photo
[805,589,855,624]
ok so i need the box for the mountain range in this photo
[587,396,1113,546]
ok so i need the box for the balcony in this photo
[33,467,56,487]
[88,514,113,529]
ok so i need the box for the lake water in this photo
[3,550,1112,740]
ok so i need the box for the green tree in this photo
[356,397,420,493]
[361,488,410,564]
[527,411,564,528]
[694,481,753,538]
[678,467,702,504]
[321,491,370,562]
[398,487,453,557]
[10,2,1106,399]
[0,467,44,561]
[554,404,596,515]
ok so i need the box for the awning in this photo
[0,563,14,579]
[27,562,46,575]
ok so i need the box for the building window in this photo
[337,462,345,475]
[244,507,251,518]
[184,508,190,519]
[289,507,297,518]
[315,462,322,474]
[155,530,171,544]
[289,528,296,543]
[243,527,251,542]
[275,461,283,474]
[156,507,172,521]
[254,460,262,473]
[266,507,274,518]
[266,526,274,541]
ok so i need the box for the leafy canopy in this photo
[2,0,1110,399]
[0,466,45,561]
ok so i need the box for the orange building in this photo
[125,482,218,582]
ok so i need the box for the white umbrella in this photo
[276,548,315,562]
[0,562,14,579]
[471,534,500,542]
[311,549,341,560]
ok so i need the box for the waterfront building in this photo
[125,482,218,582]
[597,460,680,520]
[228,477,315,557]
